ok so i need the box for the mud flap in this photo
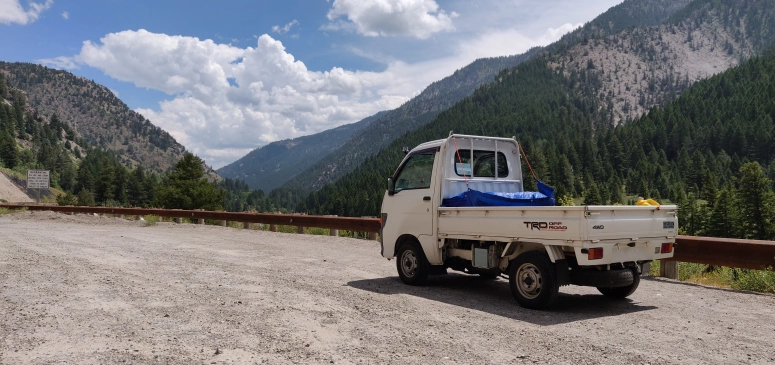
[555,259,570,286]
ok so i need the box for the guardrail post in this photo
[270,224,277,232]
[220,220,226,227]
[660,261,678,279]
[368,232,378,241]
[134,215,140,221]
[174,217,182,224]
[327,215,338,236]
[297,226,305,234]
[243,222,250,229]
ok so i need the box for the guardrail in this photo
[2,204,774,275]
[0,204,381,234]
[669,236,775,271]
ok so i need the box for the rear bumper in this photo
[573,239,674,266]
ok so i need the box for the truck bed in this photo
[438,204,678,264]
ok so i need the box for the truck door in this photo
[383,148,438,261]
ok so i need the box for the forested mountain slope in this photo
[295,47,775,226]
[278,0,700,192]
[0,62,187,173]
[0,73,152,205]
[217,111,384,192]
[550,0,775,122]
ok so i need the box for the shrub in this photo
[143,214,160,226]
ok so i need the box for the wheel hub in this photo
[516,263,542,299]
[401,250,418,278]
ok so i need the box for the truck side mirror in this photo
[387,177,395,195]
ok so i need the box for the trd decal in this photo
[524,222,567,231]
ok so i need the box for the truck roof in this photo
[409,135,520,154]
[410,139,445,153]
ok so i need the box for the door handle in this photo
[423,196,431,201]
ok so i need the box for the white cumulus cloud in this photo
[61,10,68,20]
[0,0,54,25]
[326,0,456,39]
[50,30,410,167]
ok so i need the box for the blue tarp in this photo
[441,180,556,207]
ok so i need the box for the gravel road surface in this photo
[1,211,774,364]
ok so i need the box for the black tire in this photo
[396,241,430,285]
[597,269,640,298]
[508,251,559,310]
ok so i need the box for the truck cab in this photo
[380,134,677,309]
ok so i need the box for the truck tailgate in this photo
[584,205,678,241]
[437,205,678,243]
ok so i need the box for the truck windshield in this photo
[394,152,435,192]
[454,150,508,178]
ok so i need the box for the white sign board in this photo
[27,170,50,189]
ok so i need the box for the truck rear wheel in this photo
[509,251,559,310]
[597,269,640,298]
[396,241,429,285]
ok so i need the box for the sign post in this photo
[26,170,50,204]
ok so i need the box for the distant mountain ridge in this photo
[217,111,385,192]
[276,51,542,191]
[0,62,188,173]
[219,51,542,191]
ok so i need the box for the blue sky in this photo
[1,0,623,168]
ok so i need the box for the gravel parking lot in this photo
[2,211,775,364]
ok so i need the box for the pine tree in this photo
[154,153,225,210]
[706,183,736,238]
[700,169,718,205]
[76,189,96,207]
[95,164,116,203]
[0,130,19,169]
[583,181,603,205]
[737,162,775,240]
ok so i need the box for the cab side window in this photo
[394,152,435,192]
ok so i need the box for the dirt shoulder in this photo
[0,172,32,203]
[1,211,774,364]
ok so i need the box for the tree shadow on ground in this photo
[348,273,657,326]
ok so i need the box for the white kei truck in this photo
[379,134,677,309]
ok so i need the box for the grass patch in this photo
[0,166,25,180]
[143,214,160,226]
[306,227,330,236]
[652,260,775,294]
[0,207,27,215]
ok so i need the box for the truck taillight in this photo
[588,247,604,260]
[661,243,673,254]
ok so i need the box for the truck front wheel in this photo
[509,252,559,310]
[396,241,429,285]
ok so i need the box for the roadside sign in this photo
[27,170,50,189]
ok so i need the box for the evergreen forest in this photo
[287,50,775,241]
